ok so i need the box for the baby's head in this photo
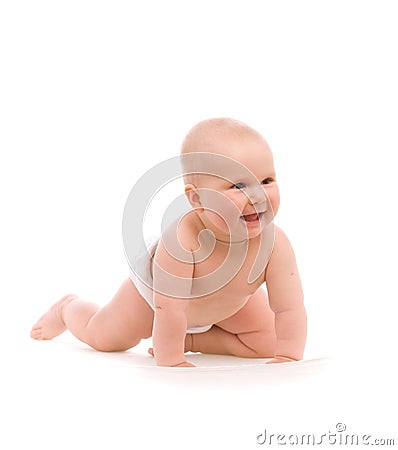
[180,118,280,241]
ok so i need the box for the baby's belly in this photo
[186,294,251,327]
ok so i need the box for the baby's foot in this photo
[30,294,77,340]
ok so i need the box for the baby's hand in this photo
[147,347,196,368]
[266,356,298,364]
[173,361,196,368]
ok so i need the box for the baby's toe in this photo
[30,328,42,339]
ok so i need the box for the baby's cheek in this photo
[217,203,242,225]
[207,210,229,230]
[266,187,280,215]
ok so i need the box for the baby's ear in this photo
[185,184,202,208]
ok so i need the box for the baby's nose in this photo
[246,186,267,205]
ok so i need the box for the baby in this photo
[31,118,307,367]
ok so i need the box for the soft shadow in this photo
[56,339,330,389]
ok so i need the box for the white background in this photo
[1,1,397,449]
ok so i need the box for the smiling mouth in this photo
[240,212,265,223]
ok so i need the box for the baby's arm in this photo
[151,237,194,367]
[265,226,307,362]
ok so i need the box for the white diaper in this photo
[129,237,213,335]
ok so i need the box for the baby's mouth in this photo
[240,212,264,223]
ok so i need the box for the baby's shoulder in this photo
[178,211,204,252]
[273,225,290,247]
[174,211,203,253]
[269,225,297,262]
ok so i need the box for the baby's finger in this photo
[266,356,296,364]
[172,361,196,368]
[148,347,154,357]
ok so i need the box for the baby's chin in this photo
[222,226,264,243]
[205,214,270,242]
[245,228,264,240]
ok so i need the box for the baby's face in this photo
[187,134,280,242]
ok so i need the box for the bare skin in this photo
[31,118,306,367]
[31,294,78,340]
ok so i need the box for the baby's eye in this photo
[261,178,274,185]
[232,182,246,189]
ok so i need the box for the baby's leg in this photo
[31,278,154,352]
[185,288,276,358]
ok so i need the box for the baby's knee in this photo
[238,329,276,358]
[91,335,140,352]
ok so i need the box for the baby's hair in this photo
[180,117,264,185]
